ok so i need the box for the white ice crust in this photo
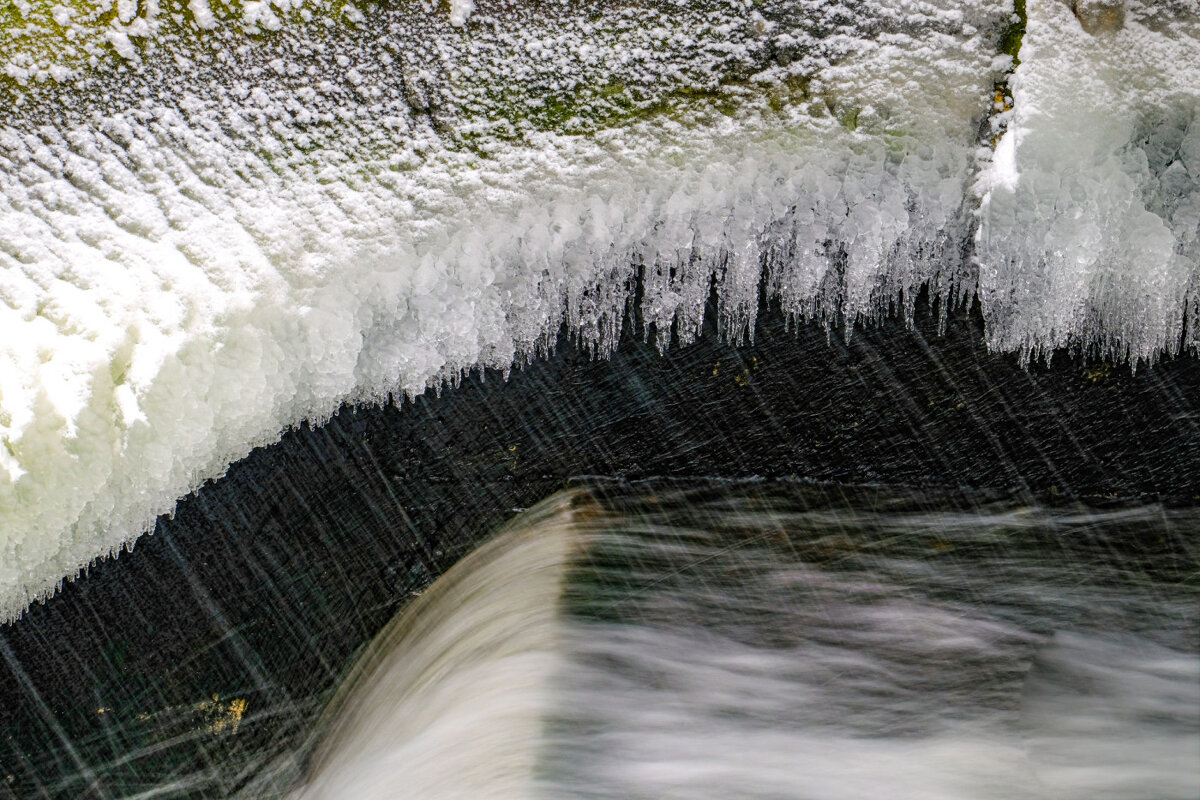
[0,0,1197,619]
[977,0,1200,362]
[0,107,983,620]
[448,0,475,28]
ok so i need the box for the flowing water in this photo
[252,485,1199,800]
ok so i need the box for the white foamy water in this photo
[278,490,1199,800]
[548,626,1199,800]
[285,494,585,800]
[0,0,1197,621]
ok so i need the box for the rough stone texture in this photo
[1071,0,1127,33]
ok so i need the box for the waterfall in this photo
[257,487,1200,800]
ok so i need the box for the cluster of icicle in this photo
[0,0,1196,619]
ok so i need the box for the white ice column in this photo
[976,0,1200,364]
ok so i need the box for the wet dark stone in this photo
[1,287,1198,798]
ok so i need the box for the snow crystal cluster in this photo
[0,0,1196,619]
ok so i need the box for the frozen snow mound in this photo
[0,0,1196,621]
[977,0,1200,363]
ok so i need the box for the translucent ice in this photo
[977,0,1200,363]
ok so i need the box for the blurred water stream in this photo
[278,484,1199,800]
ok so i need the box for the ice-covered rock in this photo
[977,0,1200,363]
[1070,0,1128,34]
[1,0,1197,620]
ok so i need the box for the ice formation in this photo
[977,0,1200,361]
[0,0,1196,619]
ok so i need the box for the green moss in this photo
[598,80,626,99]
[998,0,1027,67]
[838,105,860,132]
[462,76,778,147]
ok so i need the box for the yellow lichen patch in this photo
[1083,362,1112,383]
[988,85,1015,148]
[993,87,1014,113]
[731,355,758,387]
[224,698,247,734]
[195,694,248,735]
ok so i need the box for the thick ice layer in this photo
[4,0,1200,621]
[977,0,1200,362]
[0,0,1013,619]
